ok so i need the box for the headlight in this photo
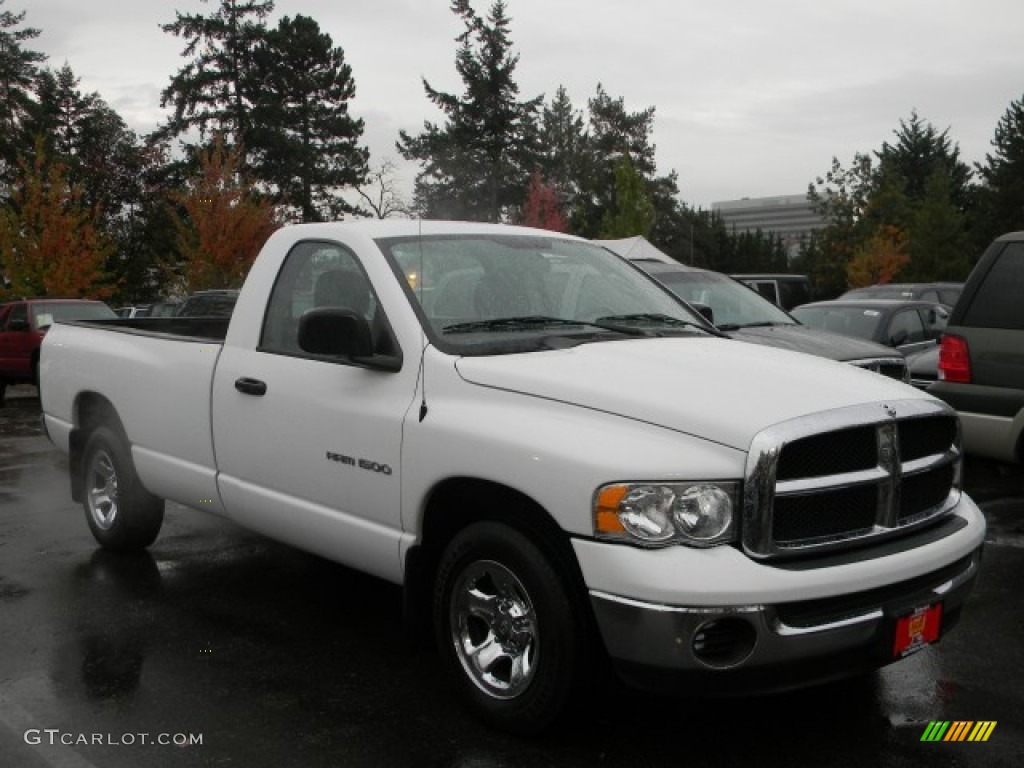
[594,481,739,547]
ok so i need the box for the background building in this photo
[713,194,826,260]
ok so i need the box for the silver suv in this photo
[930,232,1024,463]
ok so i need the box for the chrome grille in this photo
[744,400,961,559]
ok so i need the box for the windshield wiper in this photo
[595,313,716,335]
[717,320,794,331]
[442,315,650,336]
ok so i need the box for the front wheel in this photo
[82,426,164,551]
[433,522,588,734]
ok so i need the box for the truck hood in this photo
[728,324,900,362]
[454,337,925,451]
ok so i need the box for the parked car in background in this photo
[0,298,116,401]
[791,299,949,357]
[730,273,812,310]
[634,260,909,381]
[930,232,1024,464]
[840,282,963,307]
[175,290,239,317]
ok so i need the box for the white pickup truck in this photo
[41,220,985,733]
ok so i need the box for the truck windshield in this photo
[377,234,712,353]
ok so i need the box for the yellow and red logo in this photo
[920,721,997,742]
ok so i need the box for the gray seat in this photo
[311,269,396,356]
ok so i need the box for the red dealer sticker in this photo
[893,603,943,658]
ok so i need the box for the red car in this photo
[0,298,116,401]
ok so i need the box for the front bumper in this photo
[574,494,985,695]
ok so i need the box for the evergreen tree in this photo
[572,84,668,238]
[536,86,586,212]
[30,64,143,222]
[906,170,971,280]
[974,94,1024,246]
[158,0,274,162]
[599,156,655,238]
[0,0,45,182]
[249,14,369,222]
[121,138,192,303]
[875,111,972,214]
[32,65,97,160]
[397,0,542,222]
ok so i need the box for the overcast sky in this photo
[23,0,1024,209]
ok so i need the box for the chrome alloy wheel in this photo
[86,449,119,531]
[449,559,539,700]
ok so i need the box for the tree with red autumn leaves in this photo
[0,146,113,299]
[168,137,280,293]
[519,173,567,232]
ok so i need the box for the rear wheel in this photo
[433,521,588,734]
[82,426,164,551]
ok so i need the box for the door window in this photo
[887,309,926,346]
[7,303,28,330]
[260,241,380,356]
[747,280,779,305]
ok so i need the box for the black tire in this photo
[81,426,164,551]
[433,521,587,734]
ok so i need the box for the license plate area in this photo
[891,602,943,658]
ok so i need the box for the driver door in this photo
[211,240,419,583]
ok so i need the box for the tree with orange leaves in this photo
[0,146,113,299]
[169,137,279,293]
[845,225,910,288]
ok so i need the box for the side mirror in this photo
[297,308,402,372]
[298,308,373,358]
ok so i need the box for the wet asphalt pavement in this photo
[1,389,1023,767]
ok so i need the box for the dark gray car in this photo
[633,260,908,381]
[929,232,1024,464]
[790,299,949,358]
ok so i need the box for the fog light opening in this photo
[691,617,757,669]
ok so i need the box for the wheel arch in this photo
[69,392,126,502]
[402,476,594,645]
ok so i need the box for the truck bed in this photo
[40,319,226,516]
[66,316,232,342]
